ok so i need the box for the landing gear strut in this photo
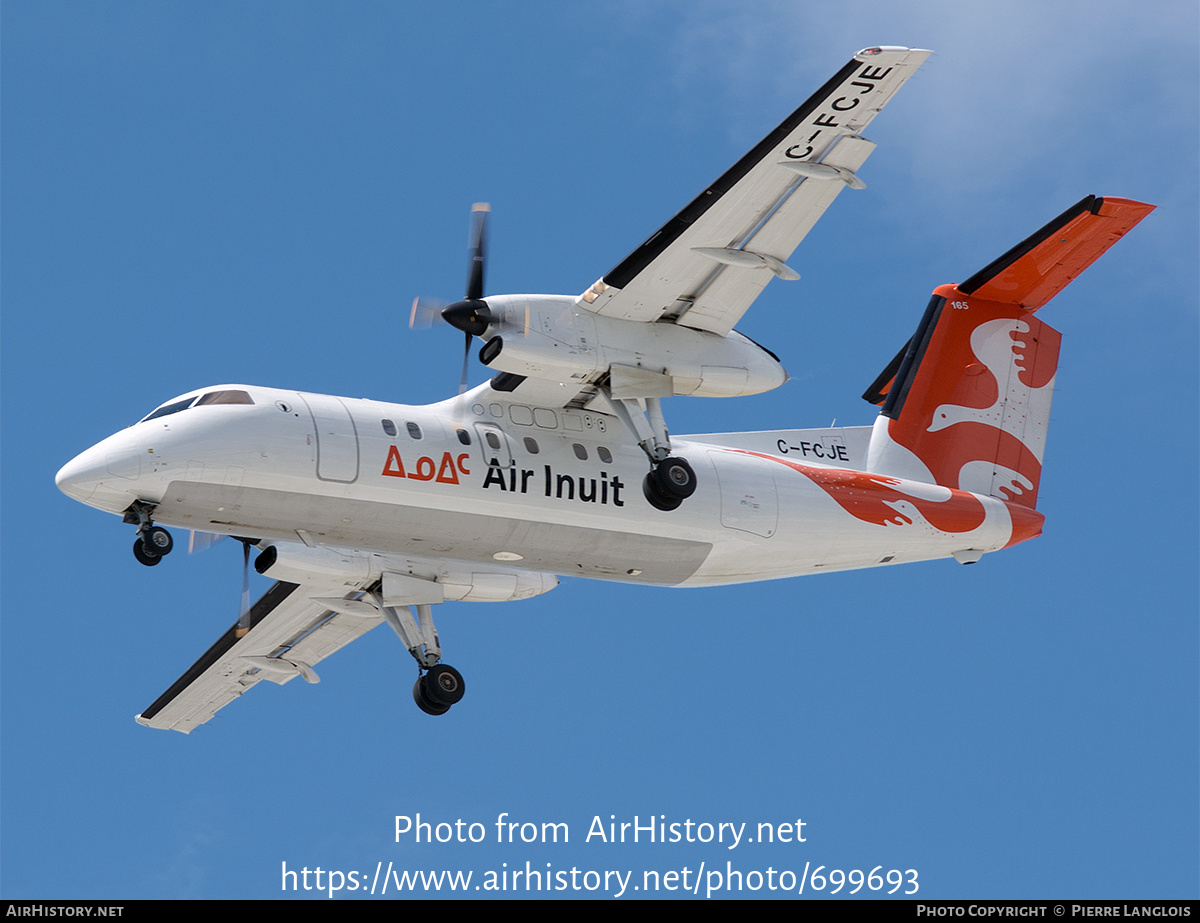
[608,394,697,511]
[123,501,173,566]
[370,591,466,716]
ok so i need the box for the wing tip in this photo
[855,46,933,61]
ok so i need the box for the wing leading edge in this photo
[579,46,931,337]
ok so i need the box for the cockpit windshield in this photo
[138,389,254,423]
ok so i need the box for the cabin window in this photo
[407,422,422,440]
[456,428,471,445]
[524,437,539,454]
[382,419,397,436]
[597,446,613,464]
[485,432,501,450]
[572,443,588,461]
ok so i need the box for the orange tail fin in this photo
[863,195,1154,508]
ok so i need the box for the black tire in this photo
[424,664,465,706]
[143,526,173,556]
[133,539,161,566]
[651,457,697,500]
[642,473,682,511]
[412,677,450,716]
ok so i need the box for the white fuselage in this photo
[56,383,1025,590]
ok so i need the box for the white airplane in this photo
[56,47,1153,732]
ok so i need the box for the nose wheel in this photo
[123,502,173,566]
[132,538,162,566]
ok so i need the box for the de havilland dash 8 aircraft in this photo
[56,47,1153,732]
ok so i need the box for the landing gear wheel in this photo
[412,676,451,716]
[133,539,161,566]
[651,457,696,500]
[424,664,465,706]
[643,474,683,511]
[142,526,173,557]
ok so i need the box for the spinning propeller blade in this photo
[410,203,495,396]
[235,540,253,639]
[465,202,489,302]
[408,296,449,330]
[187,530,226,555]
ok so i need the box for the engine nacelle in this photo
[477,295,787,398]
[255,543,379,586]
[440,570,558,603]
[254,542,558,603]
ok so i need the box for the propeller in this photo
[234,539,254,639]
[188,531,258,639]
[441,203,494,394]
[187,530,226,555]
[408,295,449,330]
[408,203,496,394]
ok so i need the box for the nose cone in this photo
[56,439,141,512]
[56,447,106,503]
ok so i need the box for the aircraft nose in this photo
[56,439,142,512]
[56,446,107,502]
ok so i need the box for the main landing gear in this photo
[608,393,697,512]
[368,590,466,716]
[412,663,466,716]
[642,455,697,511]
[124,501,173,566]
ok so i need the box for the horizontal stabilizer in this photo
[863,195,1154,408]
[958,195,1154,309]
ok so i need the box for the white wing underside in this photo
[581,47,930,337]
[136,579,379,733]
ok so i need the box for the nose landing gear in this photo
[123,502,174,566]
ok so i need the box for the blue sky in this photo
[3,0,1196,900]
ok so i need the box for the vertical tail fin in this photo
[863,195,1154,508]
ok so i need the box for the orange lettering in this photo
[409,456,436,481]
[382,445,406,477]
[436,452,460,484]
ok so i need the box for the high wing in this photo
[578,46,930,337]
[136,577,381,733]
